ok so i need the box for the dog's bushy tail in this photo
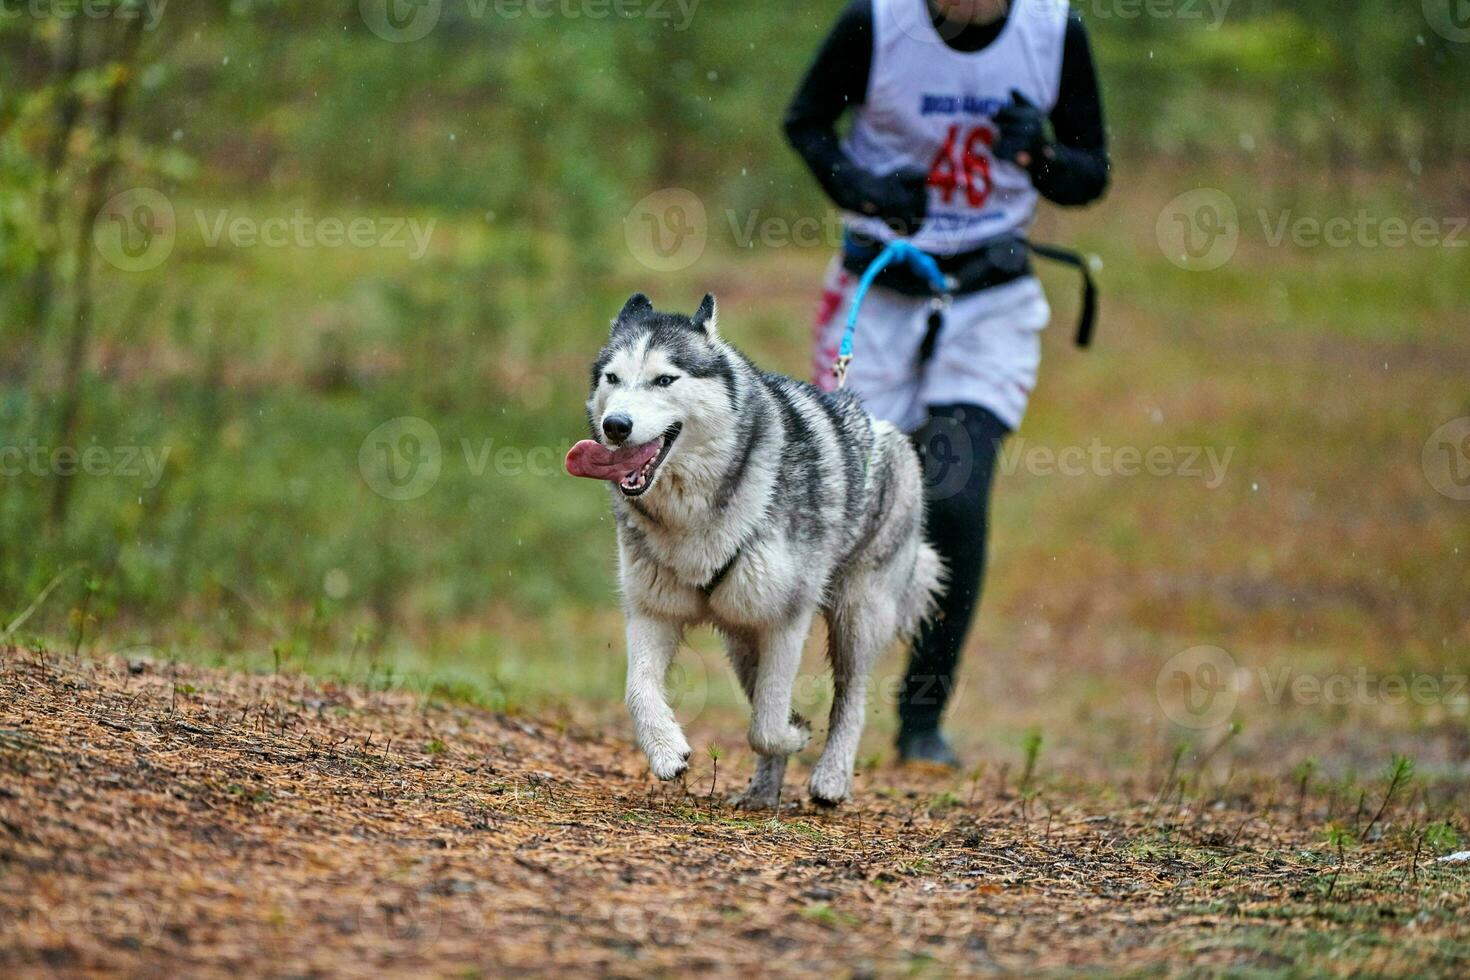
[898,539,944,641]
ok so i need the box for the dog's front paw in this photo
[808,764,852,807]
[643,731,692,781]
[748,713,811,757]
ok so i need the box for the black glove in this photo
[852,166,929,236]
[992,89,1048,169]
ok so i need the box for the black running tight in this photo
[898,403,1010,735]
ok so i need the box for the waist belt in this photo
[841,232,1097,348]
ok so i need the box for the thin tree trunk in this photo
[19,20,87,371]
[646,27,683,188]
[49,15,146,530]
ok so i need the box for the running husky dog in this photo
[565,293,940,807]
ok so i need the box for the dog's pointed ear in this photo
[691,293,718,339]
[613,293,653,331]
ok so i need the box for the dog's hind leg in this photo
[809,583,894,806]
[625,613,691,781]
[723,632,789,810]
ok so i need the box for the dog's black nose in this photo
[602,413,633,443]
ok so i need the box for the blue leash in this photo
[834,239,953,389]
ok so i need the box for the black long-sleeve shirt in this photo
[784,1,1110,211]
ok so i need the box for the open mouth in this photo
[564,423,683,496]
[616,423,681,497]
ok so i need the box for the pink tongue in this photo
[565,438,662,481]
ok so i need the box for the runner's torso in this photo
[843,0,1069,255]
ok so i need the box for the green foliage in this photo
[1424,821,1461,855]
[0,0,1465,690]
[1019,728,1043,795]
[1323,823,1356,849]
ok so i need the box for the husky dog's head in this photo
[565,293,731,498]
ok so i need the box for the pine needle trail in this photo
[2,653,1467,976]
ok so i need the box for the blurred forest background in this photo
[1,1,1467,761]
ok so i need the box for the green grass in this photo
[6,168,1469,787]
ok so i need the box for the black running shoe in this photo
[896,728,961,769]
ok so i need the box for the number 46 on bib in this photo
[928,122,997,209]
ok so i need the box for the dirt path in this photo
[2,652,1466,977]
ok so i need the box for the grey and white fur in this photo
[581,293,941,807]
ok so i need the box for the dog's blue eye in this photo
[654,375,678,387]
[605,373,620,385]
